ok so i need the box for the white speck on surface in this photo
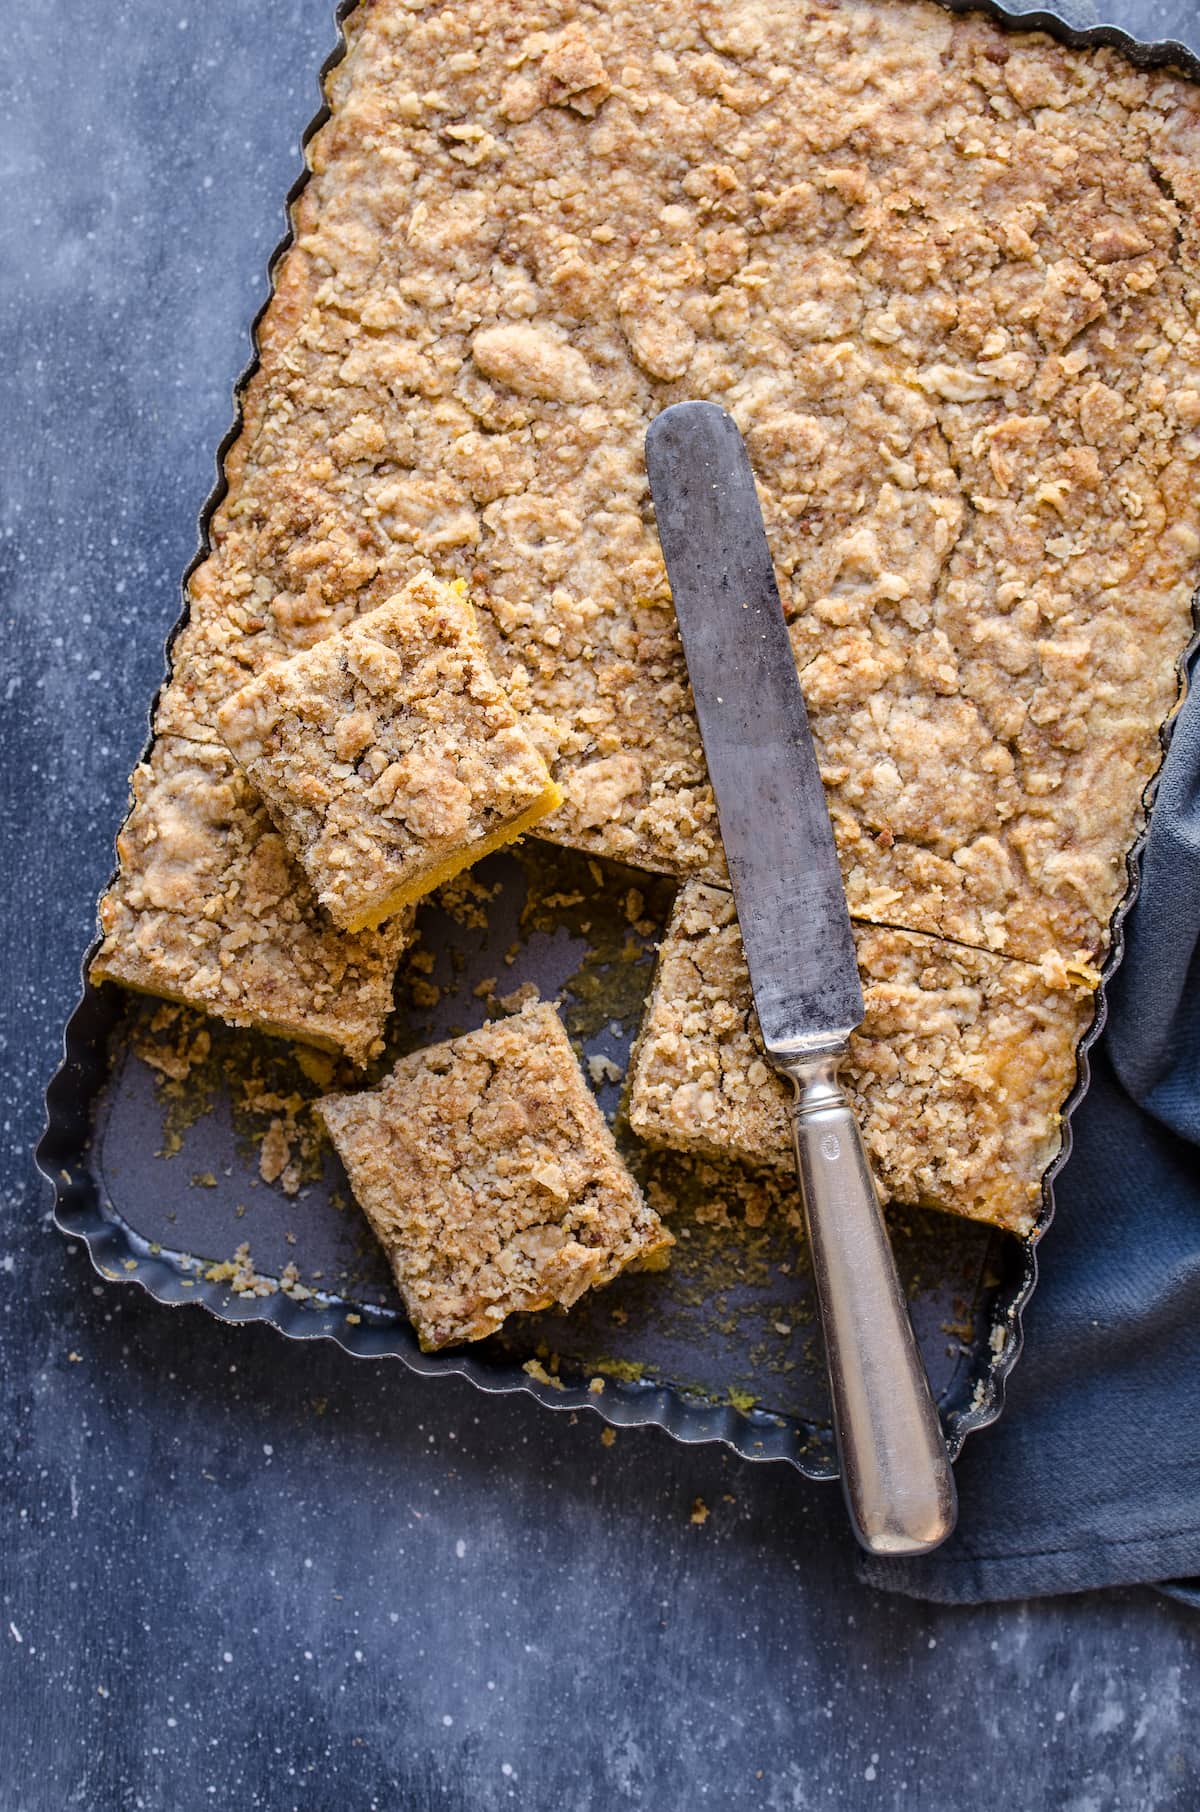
[455,1539,466,1559]
[8,1624,21,1644]
[442,1715,453,1727]
[262,1444,273,1457]
[222,1652,233,1665]
[1091,1683,1127,1736]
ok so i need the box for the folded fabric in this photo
[860,651,1200,1603]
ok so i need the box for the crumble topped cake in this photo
[317,1001,672,1349]
[91,737,410,1064]
[627,883,1095,1235]
[94,0,1200,1238]
[152,0,1200,973]
[216,573,561,932]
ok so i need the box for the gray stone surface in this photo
[3,4,1199,1807]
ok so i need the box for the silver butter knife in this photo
[646,400,957,1556]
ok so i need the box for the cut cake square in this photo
[217,573,561,931]
[317,1000,672,1349]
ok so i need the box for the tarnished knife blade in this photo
[646,400,957,1559]
[645,400,863,1058]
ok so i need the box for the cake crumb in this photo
[132,1011,212,1083]
[497,981,540,1014]
[293,1046,336,1090]
[280,1263,314,1302]
[203,1242,275,1298]
[258,1120,292,1186]
[523,1358,565,1391]
[435,871,503,930]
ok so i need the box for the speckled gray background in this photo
[4,4,1200,1808]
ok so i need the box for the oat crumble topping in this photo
[152,0,1200,969]
[217,572,561,931]
[627,882,1094,1234]
[318,1001,672,1348]
[92,736,410,1063]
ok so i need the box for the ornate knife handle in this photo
[779,1047,958,1556]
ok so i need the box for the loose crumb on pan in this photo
[203,1242,275,1298]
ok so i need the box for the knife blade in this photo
[646,401,956,1557]
[645,402,862,1061]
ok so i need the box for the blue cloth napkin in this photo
[861,650,1200,1603]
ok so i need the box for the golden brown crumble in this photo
[317,1000,672,1349]
[150,0,1200,973]
[627,883,1095,1234]
[217,573,561,931]
[91,737,410,1064]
